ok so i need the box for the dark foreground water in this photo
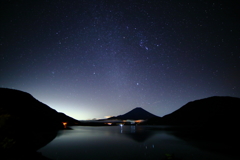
[38,125,238,160]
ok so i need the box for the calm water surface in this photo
[38,126,238,160]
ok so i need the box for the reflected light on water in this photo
[38,126,238,160]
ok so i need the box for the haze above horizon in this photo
[1,1,239,120]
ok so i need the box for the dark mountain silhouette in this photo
[112,107,159,120]
[0,88,79,154]
[161,96,240,126]
[145,96,240,145]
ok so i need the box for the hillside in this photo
[0,88,79,152]
[154,96,240,144]
[161,96,240,126]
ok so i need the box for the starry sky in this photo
[1,0,240,120]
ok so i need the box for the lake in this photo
[38,125,238,160]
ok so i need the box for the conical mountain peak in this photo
[116,107,158,120]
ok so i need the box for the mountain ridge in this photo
[161,96,240,125]
[143,96,240,145]
[109,107,159,120]
[0,88,80,152]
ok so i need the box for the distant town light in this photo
[62,122,67,128]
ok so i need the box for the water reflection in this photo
[120,125,155,142]
[120,124,123,133]
[38,126,239,160]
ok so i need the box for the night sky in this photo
[1,0,240,120]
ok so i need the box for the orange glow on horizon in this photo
[135,120,144,123]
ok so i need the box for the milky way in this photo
[1,0,240,120]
